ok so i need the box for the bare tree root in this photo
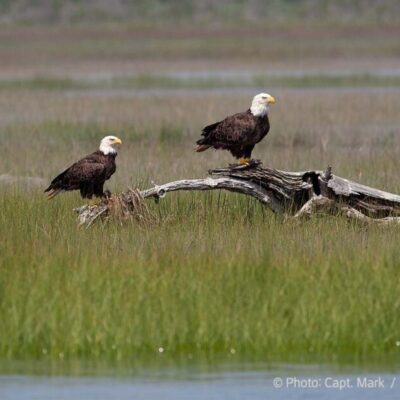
[75,188,157,228]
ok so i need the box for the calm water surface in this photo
[0,362,399,400]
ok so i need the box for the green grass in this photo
[1,10,400,373]
[0,77,86,91]
[1,86,400,366]
[2,73,400,91]
[1,182,400,363]
[2,0,400,25]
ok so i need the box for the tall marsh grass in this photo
[1,88,400,364]
[1,190,400,362]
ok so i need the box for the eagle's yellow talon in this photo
[88,199,99,207]
[239,157,251,165]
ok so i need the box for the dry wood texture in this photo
[75,165,400,226]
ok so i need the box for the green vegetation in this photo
[1,0,399,25]
[1,15,400,368]
[1,94,400,363]
[2,73,400,91]
[1,189,400,363]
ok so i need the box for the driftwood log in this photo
[75,165,400,227]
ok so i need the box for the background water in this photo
[1,363,399,400]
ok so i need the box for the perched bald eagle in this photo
[195,93,275,165]
[45,136,122,200]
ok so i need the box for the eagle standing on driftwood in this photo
[195,93,275,165]
[45,136,122,201]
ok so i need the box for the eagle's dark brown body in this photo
[196,109,270,160]
[45,150,117,199]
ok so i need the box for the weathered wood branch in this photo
[140,177,283,213]
[210,165,400,217]
[294,196,400,225]
[75,164,400,227]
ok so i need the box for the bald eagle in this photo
[44,136,122,200]
[195,93,275,165]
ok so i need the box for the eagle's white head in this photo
[250,93,276,117]
[99,135,122,155]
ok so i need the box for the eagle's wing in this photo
[45,156,106,195]
[200,111,256,147]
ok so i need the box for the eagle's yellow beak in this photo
[267,96,276,104]
[114,138,122,145]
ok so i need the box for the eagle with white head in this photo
[195,93,275,165]
[45,135,122,200]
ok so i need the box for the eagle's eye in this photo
[262,96,267,99]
